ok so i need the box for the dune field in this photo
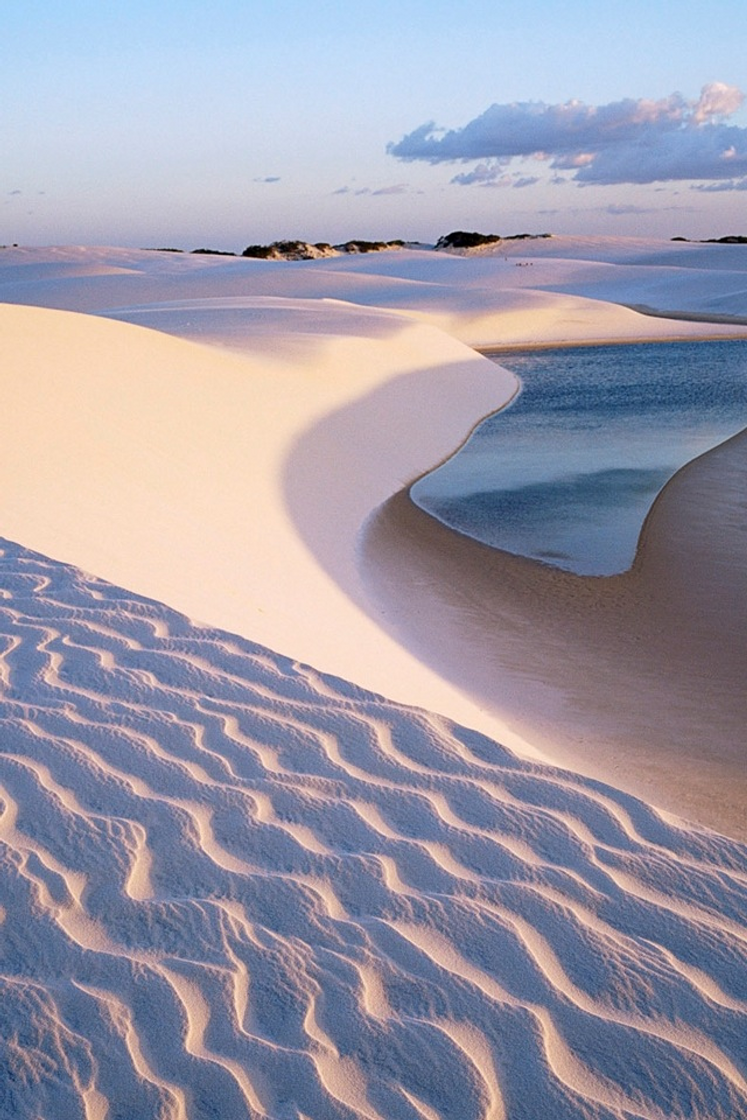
[0,237,746,1118]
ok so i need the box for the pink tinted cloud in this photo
[390,83,747,188]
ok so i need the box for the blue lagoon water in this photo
[411,340,747,575]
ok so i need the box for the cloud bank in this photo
[389,83,747,189]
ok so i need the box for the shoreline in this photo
[624,303,747,328]
[361,426,747,840]
[414,339,747,579]
[478,328,747,353]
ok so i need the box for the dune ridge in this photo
[3,238,747,347]
[1,538,746,1119]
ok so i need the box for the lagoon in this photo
[411,340,747,575]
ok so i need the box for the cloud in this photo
[449,164,539,188]
[389,83,747,188]
[450,162,509,186]
[371,183,408,195]
[692,81,743,123]
[332,182,412,196]
[693,177,747,191]
[604,203,658,215]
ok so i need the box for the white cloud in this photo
[389,83,747,189]
[450,162,509,186]
[332,182,412,197]
[605,203,658,215]
[371,183,408,196]
[693,177,747,192]
[449,165,539,189]
[692,81,744,124]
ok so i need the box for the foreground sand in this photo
[1,239,746,1117]
[1,540,746,1119]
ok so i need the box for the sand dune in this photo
[1,539,745,1119]
[0,295,523,755]
[3,238,747,345]
[1,239,746,1117]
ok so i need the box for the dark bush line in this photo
[146,230,554,260]
[672,235,747,244]
[435,230,501,250]
[240,238,407,259]
[435,230,552,250]
[335,239,406,253]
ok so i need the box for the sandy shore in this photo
[362,425,747,839]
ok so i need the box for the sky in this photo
[4,0,747,249]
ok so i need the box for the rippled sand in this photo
[1,540,746,1119]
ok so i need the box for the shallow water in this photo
[412,340,747,575]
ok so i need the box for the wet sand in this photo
[362,428,747,840]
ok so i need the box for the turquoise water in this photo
[411,340,747,575]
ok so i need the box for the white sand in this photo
[0,238,746,1117]
[0,295,522,754]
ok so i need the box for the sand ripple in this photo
[0,538,745,1119]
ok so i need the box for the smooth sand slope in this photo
[0,239,746,1118]
[0,295,522,754]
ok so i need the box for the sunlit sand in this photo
[1,237,746,1118]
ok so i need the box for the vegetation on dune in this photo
[435,230,552,251]
[241,238,407,260]
[240,232,556,259]
[672,235,747,244]
[504,231,552,241]
[435,230,502,250]
[241,240,336,260]
[128,232,556,261]
[335,238,406,253]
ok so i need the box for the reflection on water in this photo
[412,340,747,575]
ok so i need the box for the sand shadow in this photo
[284,357,747,838]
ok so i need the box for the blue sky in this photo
[4,0,747,248]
